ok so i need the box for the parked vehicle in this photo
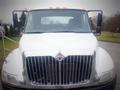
[1,9,116,90]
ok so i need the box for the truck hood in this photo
[19,33,97,57]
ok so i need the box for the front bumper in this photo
[1,78,116,90]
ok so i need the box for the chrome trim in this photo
[23,53,96,87]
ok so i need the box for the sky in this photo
[0,0,120,23]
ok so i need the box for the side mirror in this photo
[88,10,103,35]
[96,13,103,35]
[12,10,28,35]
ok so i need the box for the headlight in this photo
[95,69,116,84]
[1,71,25,86]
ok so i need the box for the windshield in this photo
[25,9,91,33]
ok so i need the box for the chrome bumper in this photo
[1,78,116,90]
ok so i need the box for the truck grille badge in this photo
[55,52,65,61]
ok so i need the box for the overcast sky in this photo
[0,0,120,23]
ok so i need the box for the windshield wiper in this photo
[25,32,45,34]
[53,31,78,33]
[25,31,90,33]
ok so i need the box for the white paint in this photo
[2,49,24,82]
[2,32,114,84]
[95,47,114,76]
[20,33,97,57]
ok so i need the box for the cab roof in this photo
[30,9,87,12]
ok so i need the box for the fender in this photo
[95,47,114,77]
[2,48,24,82]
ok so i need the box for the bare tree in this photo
[104,12,120,33]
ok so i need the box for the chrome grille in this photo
[25,55,94,85]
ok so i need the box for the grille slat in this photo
[55,60,58,84]
[26,58,32,80]
[41,57,45,84]
[25,55,94,85]
[88,56,93,79]
[77,56,82,82]
[72,56,75,83]
[51,57,54,84]
[66,57,69,84]
[84,56,88,80]
[37,57,42,83]
[30,57,36,81]
[74,56,78,83]
[81,56,86,81]
[34,57,39,82]
[44,57,48,84]
[69,56,72,83]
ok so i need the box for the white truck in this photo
[1,9,116,90]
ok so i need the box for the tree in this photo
[9,25,15,36]
[104,12,120,33]
[0,20,2,25]
[4,25,9,36]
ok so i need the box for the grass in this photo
[97,32,120,43]
[0,37,20,66]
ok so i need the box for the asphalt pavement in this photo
[0,41,120,90]
[98,41,120,90]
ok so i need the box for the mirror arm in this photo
[87,10,103,15]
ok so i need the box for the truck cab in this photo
[1,9,116,90]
